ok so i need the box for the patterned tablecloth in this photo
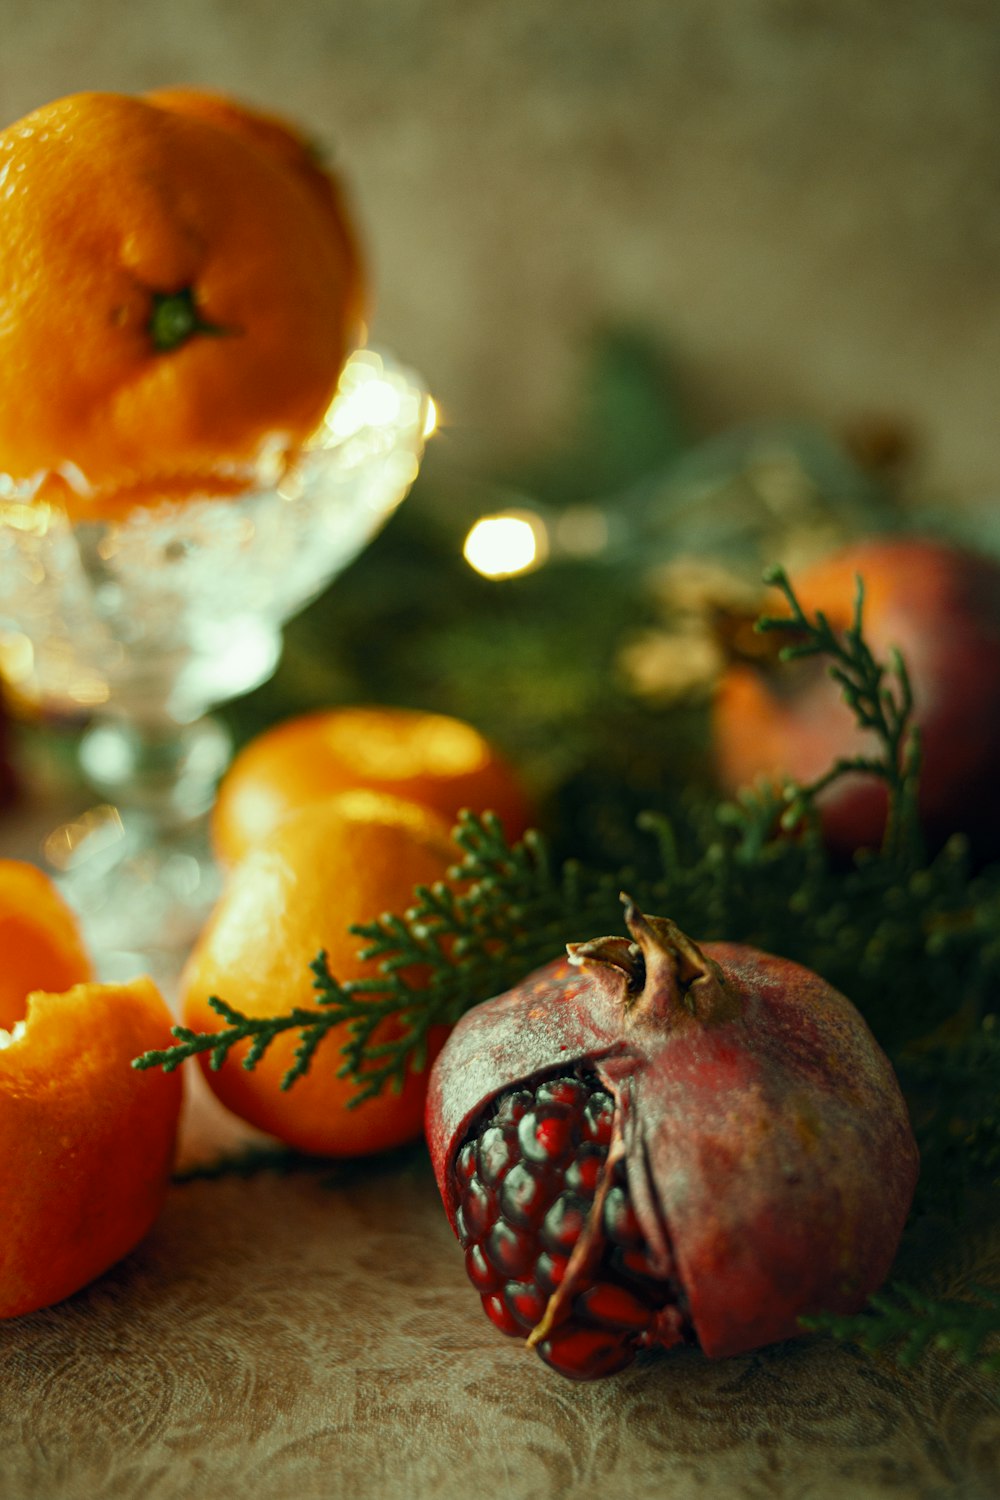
[1,796,999,1500]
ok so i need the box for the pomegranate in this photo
[426,902,918,1380]
[713,537,1000,856]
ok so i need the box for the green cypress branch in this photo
[755,565,923,867]
[802,1283,1000,1373]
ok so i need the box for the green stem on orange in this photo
[148,286,230,353]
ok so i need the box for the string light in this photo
[463,509,549,579]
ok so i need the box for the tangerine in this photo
[0,90,362,519]
[182,789,457,1156]
[0,862,182,1318]
[0,858,93,1029]
[211,704,533,867]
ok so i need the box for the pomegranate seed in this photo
[565,1147,603,1197]
[500,1162,556,1228]
[518,1108,573,1164]
[536,1323,636,1380]
[618,1244,670,1280]
[541,1194,590,1255]
[603,1184,644,1247]
[465,1243,501,1293]
[478,1124,517,1187]
[463,1177,496,1240]
[575,1281,653,1332]
[486,1219,535,1278]
[495,1089,534,1125]
[537,1078,586,1109]
[455,1141,478,1185]
[504,1280,548,1331]
[482,1292,522,1336]
[536,1250,570,1289]
[581,1091,614,1145]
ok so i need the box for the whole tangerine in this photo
[211,705,533,867]
[182,789,458,1156]
[0,90,363,519]
[0,862,182,1318]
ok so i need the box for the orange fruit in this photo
[0,859,93,1029]
[0,861,182,1318]
[211,704,533,867]
[182,789,456,1156]
[0,90,363,520]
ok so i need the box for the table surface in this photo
[2,790,999,1500]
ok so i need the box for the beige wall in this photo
[3,1,999,503]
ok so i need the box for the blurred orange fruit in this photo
[212,704,533,867]
[0,858,93,1029]
[182,789,457,1156]
[0,861,182,1318]
[0,89,363,520]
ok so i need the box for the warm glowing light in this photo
[463,510,549,579]
[0,631,34,685]
[327,376,402,437]
[422,396,439,439]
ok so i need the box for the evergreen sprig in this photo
[136,568,1000,1098]
[135,815,630,1102]
[802,1283,1000,1373]
[755,564,922,865]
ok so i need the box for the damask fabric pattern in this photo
[1,1081,999,1500]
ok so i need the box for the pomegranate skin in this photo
[426,906,919,1362]
[713,537,1000,856]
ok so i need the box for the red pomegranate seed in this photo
[537,1078,586,1109]
[483,1292,522,1336]
[581,1092,614,1146]
[518,1109,573,1164]
[541,1193,589,1254]
[536,1323,636,1380]
[603,1185,644,1247]
[504,1281,548,1331]
[536,1251,570,1290]
[463,1177,496,1240]
[565,1147,603,1197]
[500,1162,557,1228]
[575,1281,654,1332]
[486,1220,536,1279]
[483,1128,518,1188]
[455,1141,478,1185]
[465,1243,501,1293]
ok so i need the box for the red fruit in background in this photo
[713,537,1000,856]
[426,903,918,1379]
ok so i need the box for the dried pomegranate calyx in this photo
[569,898,738,1028]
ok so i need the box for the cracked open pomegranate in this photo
[426,903,919,1380]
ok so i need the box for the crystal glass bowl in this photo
[0,348,431,982]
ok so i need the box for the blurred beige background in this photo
[2,0,998,502]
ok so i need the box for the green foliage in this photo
[755,564,922,866]
[802,1283,1000,1374]
[136,573,1000,1085]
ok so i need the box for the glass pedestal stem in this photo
[48,713,233,991]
